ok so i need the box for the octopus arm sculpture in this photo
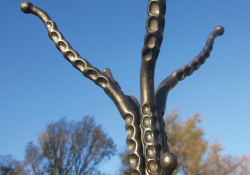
[20,1,224,175]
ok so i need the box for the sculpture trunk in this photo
[20,1,224,174]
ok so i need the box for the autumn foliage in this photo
[25,116,116,175]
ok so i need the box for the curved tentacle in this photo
[140,0,167,174]
[155,26,225,147]
[20,2,144,174]
[156,26,224,175]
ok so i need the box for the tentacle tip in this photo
[214,26,225,36]
[160,152,178,173]
[20,1,33,14]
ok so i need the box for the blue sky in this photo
[0,0,250,174]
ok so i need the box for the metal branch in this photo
[140,0,167,174]
[126,95,141,128]
[155,26,225,134]
[20,2,144,174]
[102,68,121,89]
[155,26,224,175]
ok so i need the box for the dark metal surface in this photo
[20,1,224,174]
[20,2,144,174]
[155,26,224,122]
[140,1,169,174]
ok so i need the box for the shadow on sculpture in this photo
[20,1,224,175]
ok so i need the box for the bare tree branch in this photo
[0,155,27,174]
[25,117,117,175]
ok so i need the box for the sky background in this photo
[0,0,250,174]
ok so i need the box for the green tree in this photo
[25,116,116,175]
[119,109,250,175]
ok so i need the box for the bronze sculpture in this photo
[20,1,224,174]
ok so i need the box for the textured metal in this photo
[20,2,144,174]
[140,1,169,174]
[155,26,225,122]
[20,1,224,175]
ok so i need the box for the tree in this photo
[119,109,250,175]
[25,116,116,175]
[0,155,26,175]
[119,149,131,175]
